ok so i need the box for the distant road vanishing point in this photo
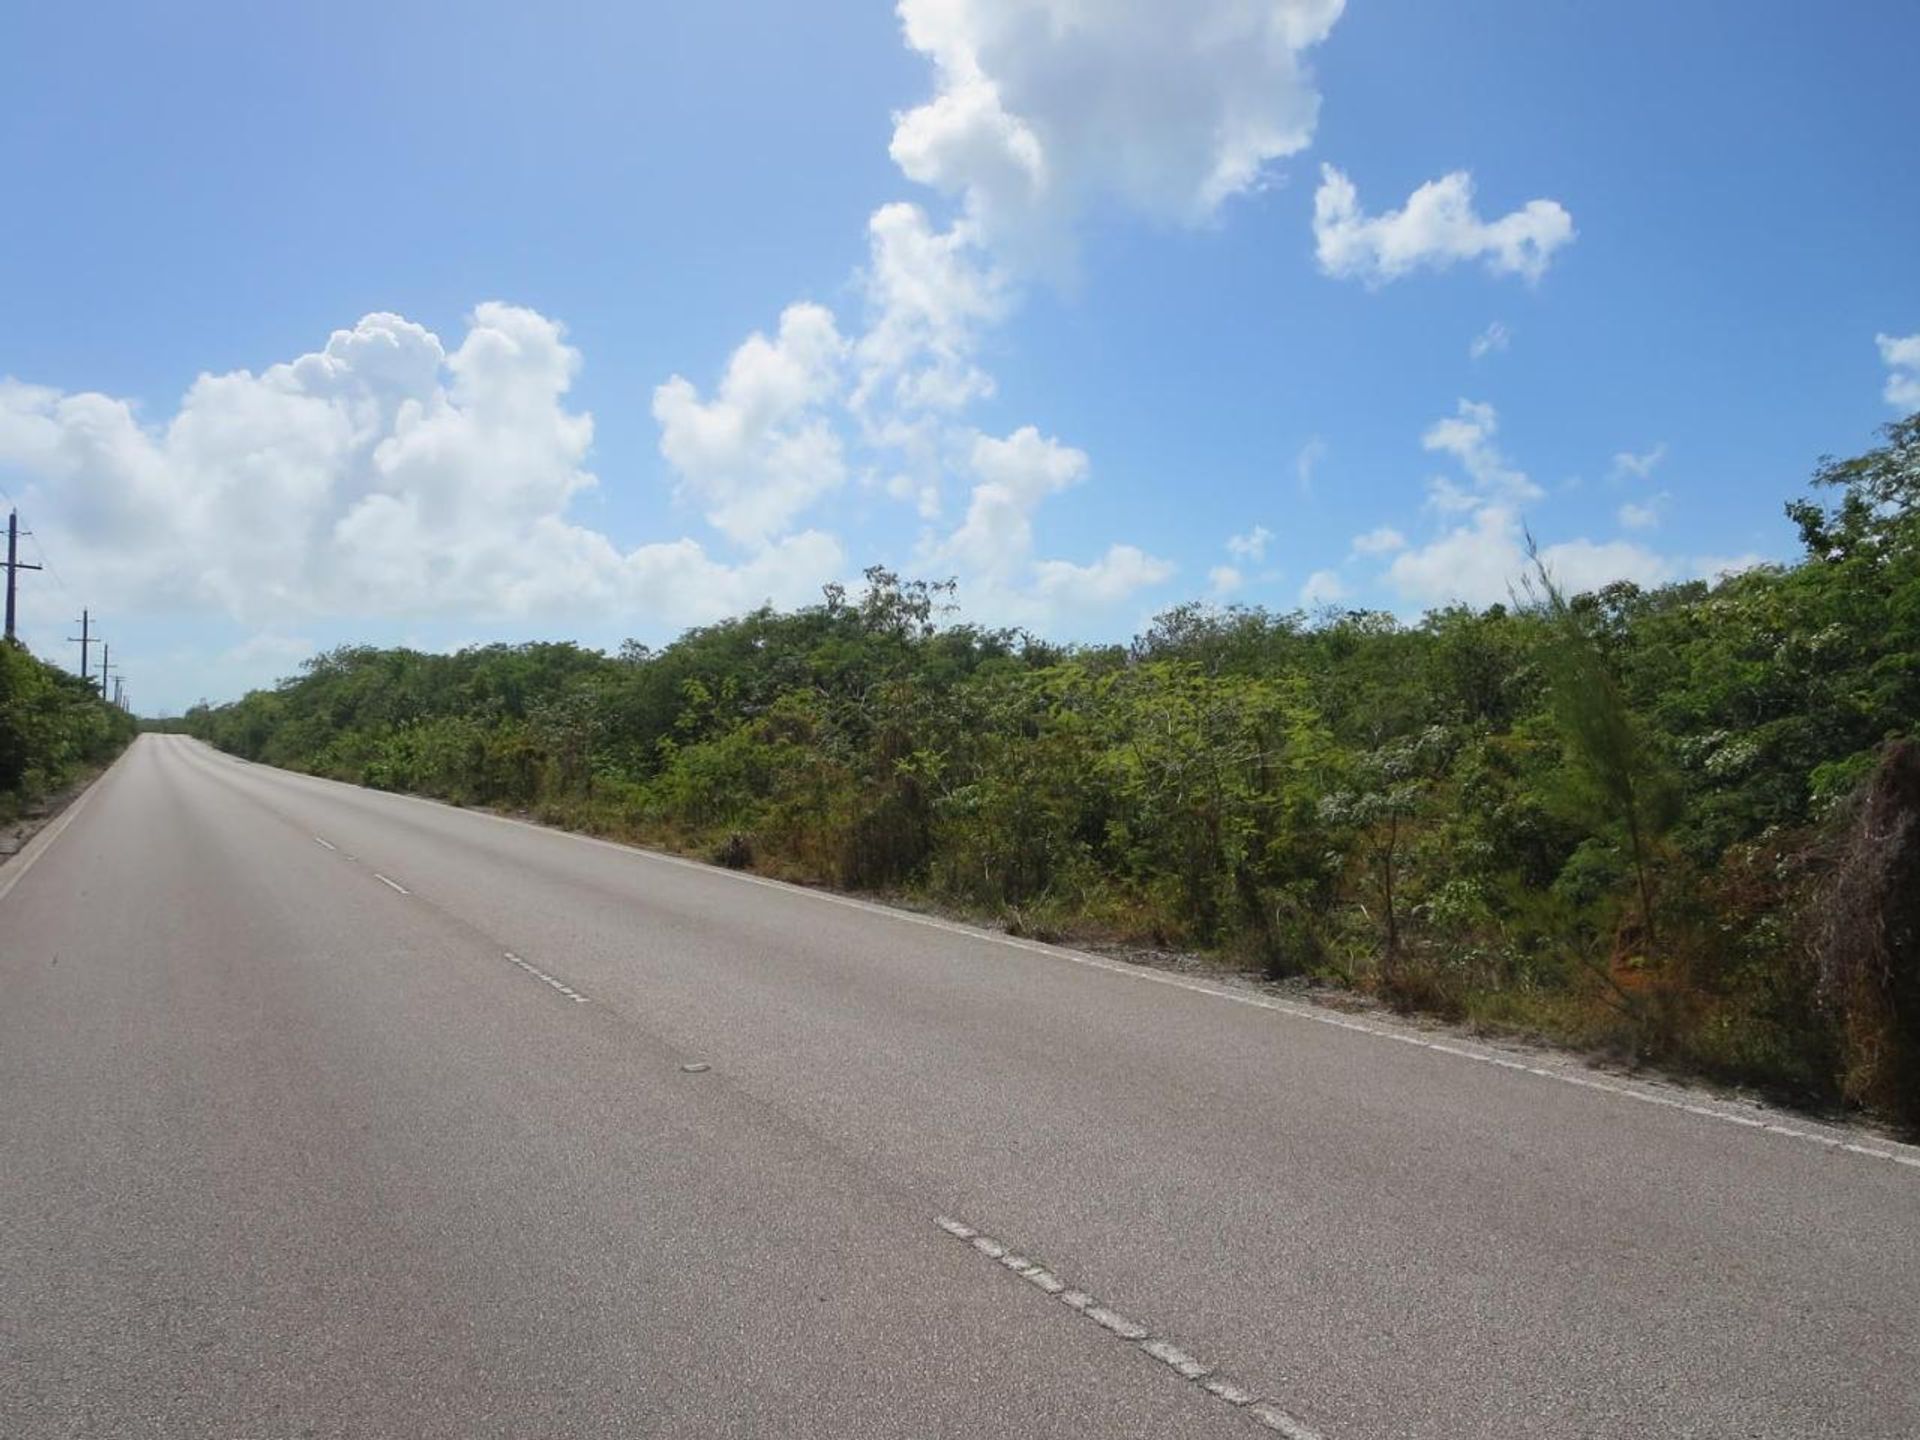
[4,734,1916,1438]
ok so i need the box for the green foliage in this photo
[181,420,1920,1122]
[1524,563,1681,961]
[0,640,136,812]
[1319,724,1451,980]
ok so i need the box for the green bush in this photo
[177,417,1920,1123]
[0,641,135,813]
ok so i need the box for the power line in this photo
[0,484,76,600]
[67,609,96,686]
[5,492,121,698]
[24,527,74,600]
[5,509,43,641]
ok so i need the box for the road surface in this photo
[4,734,1916,1438]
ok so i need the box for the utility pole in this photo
[5,510,42,642]
[112,675,125,709]
[68,609,94,685]
[98,642,110,696]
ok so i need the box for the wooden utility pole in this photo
[68,609,94,684]
[4,510,42,642]
[98,642,110,696]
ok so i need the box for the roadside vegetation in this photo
[0,640,137,821]
[187,417,1920,1129]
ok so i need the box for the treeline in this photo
[0,641,138,817]
[188,416,1920,1127]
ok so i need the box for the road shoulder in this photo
[0,747,132,902]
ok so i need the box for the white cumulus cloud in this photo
[1350,525,1406,556]
[941,424,1090,576]
[1421,399,1541,507]
[892,0,1346,263]
[1226,524,1273,562]
[1878,332,1920,410]
[1372,403,1738,611]
[647,2,1306,627]
[854,202,1006,426]
[1610,442,1667,481]
[1617,496,1665,531]
[652,302,849,546]
[0,307,845,635]
[1385,504,1673,609]
[1314,165,1575,286]
[932,424,1172,620]
[1295,435,1327,494]
[1299,568,1349,607]
[1469,321,1510,359]
[1032,544,1175,614]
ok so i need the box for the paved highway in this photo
[4,734,1917,1438]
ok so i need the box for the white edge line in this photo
[0,751,125,906]
[182,740,1920,1174]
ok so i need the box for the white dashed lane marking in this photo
[385,797,1917,1175]
[304,827,588,1007]
[934,1216,1325,1437]
[504,952,589,1004]
[292,804,591,1010]
[245,742,1920,1175]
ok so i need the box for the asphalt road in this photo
[4,734,1917,1439]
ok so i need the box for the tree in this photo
[1319,725,1449,981]
[1787,412,1920,562]
[1524,551,1679,957]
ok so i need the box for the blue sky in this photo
[3,1,1917,713]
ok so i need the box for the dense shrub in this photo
[1807,740,1920,1128]
[185,419,1920,1125]
[0,641,135,813]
